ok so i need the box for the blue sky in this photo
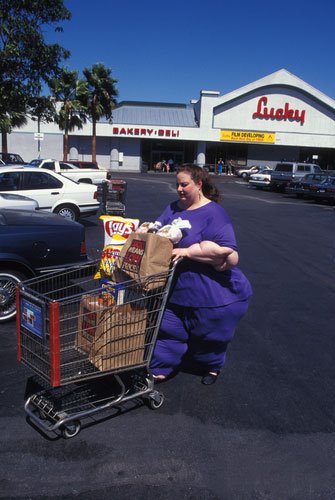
[47,0,335,104]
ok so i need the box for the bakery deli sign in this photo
[111,126,180,138]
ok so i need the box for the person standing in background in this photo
[217,158,224,175]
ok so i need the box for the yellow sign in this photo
[220,130,275,143]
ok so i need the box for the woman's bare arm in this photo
[172,240,239,270]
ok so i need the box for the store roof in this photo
[103,101,198,127]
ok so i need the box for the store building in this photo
[9,68,335,171]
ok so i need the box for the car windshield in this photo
[275,164,293,172]
[0,153,25,164]
[29,159,43,167]
[319,177,331,185]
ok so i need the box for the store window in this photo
[206,143,248,172]
[141,140,195,171]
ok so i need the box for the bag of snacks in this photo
[101,215,140,247]
[95,216,140,278]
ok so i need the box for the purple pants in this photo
[150,300,249,376]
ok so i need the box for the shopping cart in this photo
[97,179,127,216]
[17,259,176,438]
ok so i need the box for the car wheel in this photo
[242,172,248,179]
[54,204,79,221]
[0,270,27,322]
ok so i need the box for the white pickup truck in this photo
[28,158,109,185]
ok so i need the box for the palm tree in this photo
[0,110,27,153]
[49,68,87,160]
[82,63,118,162]
[0,84,27,153]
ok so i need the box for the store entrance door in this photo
[151,151,183,171]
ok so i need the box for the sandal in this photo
[152,374,167,381]
[201,371,220,385]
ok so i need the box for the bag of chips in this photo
[95,216,140,278]
[101,215,140,247]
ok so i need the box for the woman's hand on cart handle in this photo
[171,253,183,265]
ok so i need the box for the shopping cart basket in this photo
[17,259,176,438]
[97,179,127,216]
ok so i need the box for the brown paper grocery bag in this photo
[76,295,147,371]
[76,294,104,353]
[115,232,173,290]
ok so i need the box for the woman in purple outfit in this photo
[150,164,252,385]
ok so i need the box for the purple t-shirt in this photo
[156,200,252,307]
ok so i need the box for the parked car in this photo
[0,152,26,165]
[306,177,335,204]
[0,166,99,221]
[270,162,323,190]
[235,165,264,179]
[249,169,274,188]
[0,209,88,322]
[66,160,100,170]
[0,192,39,210]
[285,173,331,198]
[28,159,109,184]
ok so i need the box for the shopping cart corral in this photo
[97,179,127,216]
[17,260,176,438]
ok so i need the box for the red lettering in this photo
[82,309,97,337]
[253,96,305,125]
[275,108,284,119]
[112,126,180,137]
[131,239,146,250]
[299,110,305,124]
[284,103,294,120]
[253,96,268,119]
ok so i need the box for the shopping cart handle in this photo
[171,256,183,268]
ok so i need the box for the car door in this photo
[20,171,64,211]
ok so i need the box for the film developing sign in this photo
[220,130,275,143]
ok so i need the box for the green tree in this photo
[50,68,87,160]
[0,0,71,152]
[0,85,27,150]
[82,63,118,162]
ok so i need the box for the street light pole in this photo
[37,117,41,159]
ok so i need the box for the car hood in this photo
[0,209,83,227]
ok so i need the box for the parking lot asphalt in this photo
[1,173,335,499]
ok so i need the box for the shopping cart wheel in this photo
[61,420,81,439]
[147,391,164,410]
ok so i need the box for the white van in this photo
[270,162,322,189]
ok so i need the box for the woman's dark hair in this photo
[177,164,221,203]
